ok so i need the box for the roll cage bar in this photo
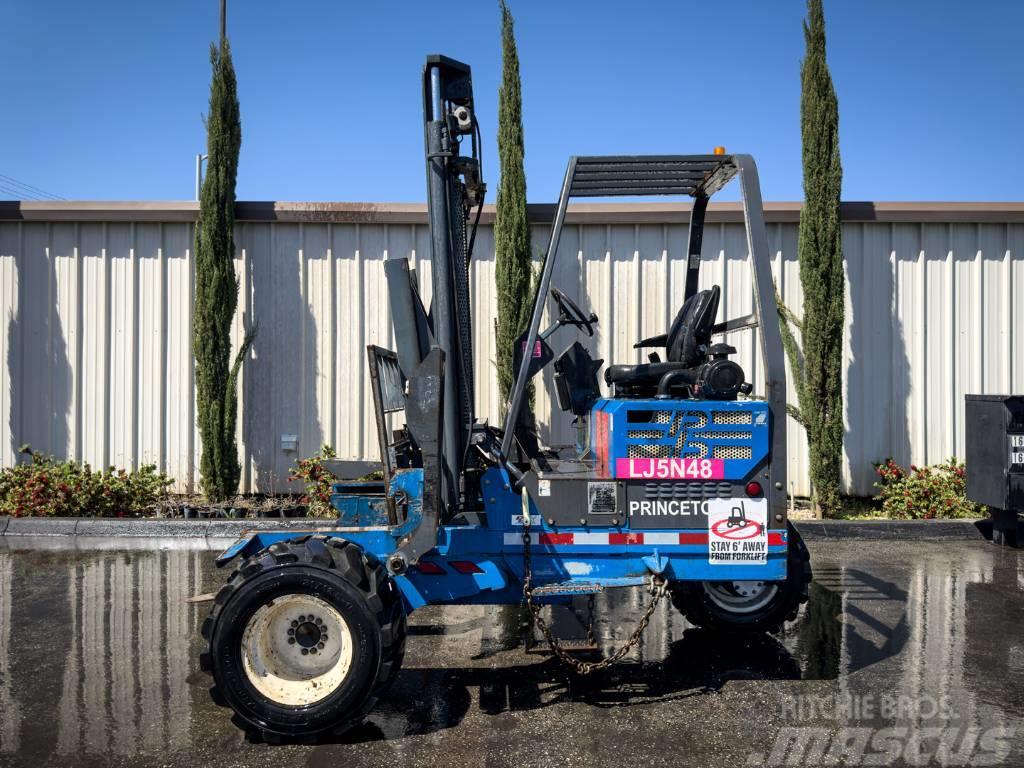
[499,154,788,513]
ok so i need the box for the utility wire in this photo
[0,182,47,201]
[0,173,65,201]
[0,173,64,200]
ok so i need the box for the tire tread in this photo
[200,535,406,741]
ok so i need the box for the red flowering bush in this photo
[0,445,173,517]
[873,457,983,519]
[289,445,339,518]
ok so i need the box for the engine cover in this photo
[592,398,769,481]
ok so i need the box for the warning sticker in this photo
[708,498,768,565]
[1010,435,1024,469]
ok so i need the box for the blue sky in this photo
[2,1,1021,202]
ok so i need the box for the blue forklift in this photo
[200,55,812,740]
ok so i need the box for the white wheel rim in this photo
[703,580,778,614]
[241,594,354,706]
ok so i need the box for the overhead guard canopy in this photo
[567,155,738,198]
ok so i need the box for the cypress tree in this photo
[494,0,533,411]
[193,25,251,501]
[796,0,844,517]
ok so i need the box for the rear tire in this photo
[199,535,406,741]
[670,522,811,634]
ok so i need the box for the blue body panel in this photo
[218,446,789,614]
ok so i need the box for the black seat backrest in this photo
[665,286,721,365]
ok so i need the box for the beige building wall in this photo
[1,201,1021,496]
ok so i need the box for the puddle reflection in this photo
[0,542,1019,760]
[0,548,203,762]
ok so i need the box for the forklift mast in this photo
[385,56,484,514]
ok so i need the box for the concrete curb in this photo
[794,519,992,542]
[5,518,81,536]
[0,516,1000,541]
[0,517,344,539]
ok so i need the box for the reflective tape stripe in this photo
[504,532,538,545]
[609,532,644,545]
[678,532,706,544]
[538,533,574,545]
[501,530,788,547]
[572,532,610,545]
[642,532,680,545]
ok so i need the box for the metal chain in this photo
[521,497,667,676]
[585,594,596,647]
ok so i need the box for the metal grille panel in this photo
[624,407,756,464]
[641,481,734,500]
[628,443,671,459]
[712,445,753,459]
[700,431,753,440]
[712,411,753,425]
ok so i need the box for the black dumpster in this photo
[965,394,1024,547]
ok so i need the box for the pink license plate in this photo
[615,458,725,479]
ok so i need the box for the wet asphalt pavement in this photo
[0,537,1021,767]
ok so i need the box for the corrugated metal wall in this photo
[1,206,1022,496]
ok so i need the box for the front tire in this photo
[670,522,812,634]
[199,535,406,741]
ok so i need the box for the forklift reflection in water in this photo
[198,55,812,742]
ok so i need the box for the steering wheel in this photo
[550,287,597,337]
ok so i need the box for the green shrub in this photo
[874,458,983,519]
[289,445,339,519]
[0,445,173,518]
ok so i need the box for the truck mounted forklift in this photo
[199,55,812,741]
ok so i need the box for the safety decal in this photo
[707,498,768,565]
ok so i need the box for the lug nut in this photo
[317,642,325,650]
[299,615,306,622]
[315,617,322,625]
[288,638,296,645]
[291,620,298,628]
[310,648,317,655]
[301,648,309,656]
[288,628,295,636]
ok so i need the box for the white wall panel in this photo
[1,211,1021,497]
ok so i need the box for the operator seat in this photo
[604,286,727,395]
